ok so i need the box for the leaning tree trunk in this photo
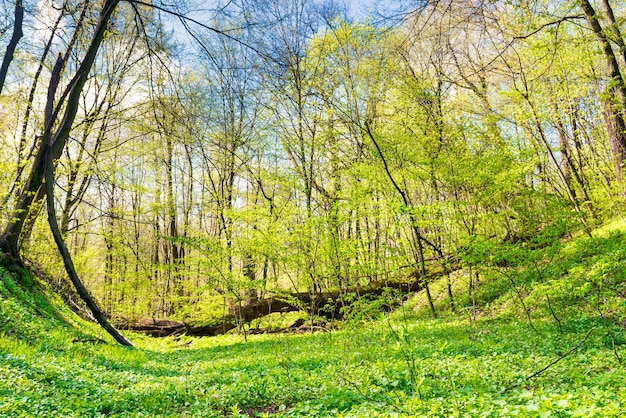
[363,120,438,318]
[0,0,128,346]
[0,0,120,257]
[44,151,132,347]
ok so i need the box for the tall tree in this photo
[578,0,626,180]
[0,0,131,346]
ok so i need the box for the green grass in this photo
[1,313,624,417]
[1,221,626,416]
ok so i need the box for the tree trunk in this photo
[0,0,129,346]
[44,151,132,347]
[363,120,438,318]
[15,54,66,246]
[579,0,626,180]
[0,0,120,256]
[2,12,64,211]
[600,0,626,71]
[0,0,23,95]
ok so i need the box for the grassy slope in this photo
[1,222,626,417]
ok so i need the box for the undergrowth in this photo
[0,220,626,416]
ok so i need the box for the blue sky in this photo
[346,0,401,20]
[347,0,377,18]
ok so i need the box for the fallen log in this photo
[116,318,188,337]
[186,297,298,336]
[117,281,421,337]
[116,297,299,337]
[118,263,459,338]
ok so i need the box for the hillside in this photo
[1,221,625,417]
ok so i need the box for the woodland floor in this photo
[1,222,626,416]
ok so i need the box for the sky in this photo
[346,0,404,21]
[347,0,377,18]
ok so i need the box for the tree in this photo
[0,0,132,346]
[578,0,626,181]
[0,0,22,94]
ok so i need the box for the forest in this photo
[1,0,626,416]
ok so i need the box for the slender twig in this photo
[125,0,280,64]
[525,328,594,381]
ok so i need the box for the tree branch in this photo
[526,328,594,381]
[125,0,280,65]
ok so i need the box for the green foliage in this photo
[3,0,626,415]
[3,228,626,417]
[339,288,401,323]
